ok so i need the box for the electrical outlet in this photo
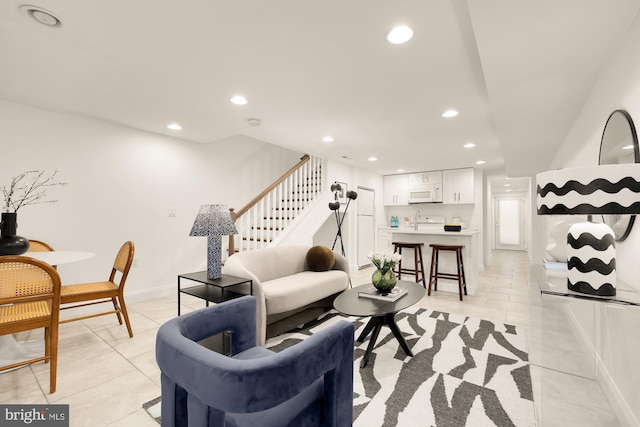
[168,208,177,218]
[132,259,139,268]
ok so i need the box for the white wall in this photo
[537,11,640,425]
[483,174,494,265]
[540,12,640,285]
[1,100,302,300]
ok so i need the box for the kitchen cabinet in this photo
[383,174,409,206]
[443,168,475,204]
[377,229,394,253]
[408,171,442,186]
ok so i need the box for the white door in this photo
[494,196,525,250]
[357,187,375,268]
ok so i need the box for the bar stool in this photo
[428,244,467,301]
[391,242,426,288]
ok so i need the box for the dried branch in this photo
[2,170,67,212]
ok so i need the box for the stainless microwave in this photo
[408,183,442,203]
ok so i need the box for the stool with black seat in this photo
[391,242,426,288]
[427,244,467,301]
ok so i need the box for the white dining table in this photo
[1,251,96,369]
[25,251,96,266]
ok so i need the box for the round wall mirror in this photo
[599,109,639,241]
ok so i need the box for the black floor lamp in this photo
[328,182,357,257]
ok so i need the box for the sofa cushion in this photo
[223,246,308,282]
[262,271,348,315]
[304,245,335,272]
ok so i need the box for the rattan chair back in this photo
[60,241,135,337]
[28,239,55,252]
[0,256,61,393]
[111,240,134,283]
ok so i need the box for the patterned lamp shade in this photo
[189,204,237,237]
[537,164,640,296]
[190,204,237,280]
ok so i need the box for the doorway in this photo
[356,187,375,268]
[494,196,526,250]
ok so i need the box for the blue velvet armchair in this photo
[156,296,354,426]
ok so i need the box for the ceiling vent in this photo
[20,5,62,28]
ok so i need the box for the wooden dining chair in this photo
[28,239,57,269]
[28,239,55,252]
[0,256,61,394]
[60,241,135,337]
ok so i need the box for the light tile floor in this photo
[0,250,621,426]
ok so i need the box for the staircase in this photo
[228,154,325,254]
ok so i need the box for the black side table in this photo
[177,272,252,316]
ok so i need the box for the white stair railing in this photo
[229,154,324,254]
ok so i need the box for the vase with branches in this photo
[2,170,67,213]
[0,170,67,255]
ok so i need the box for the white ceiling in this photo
[1,0,639,186]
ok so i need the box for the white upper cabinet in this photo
[407,171,443,187]
[442,168,475,204]
[385,168,475,206]
[383,174,409,206]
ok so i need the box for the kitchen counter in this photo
[378,226,482,296]
[379,226,480,236]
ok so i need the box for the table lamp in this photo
[190,204,238,280]
[537,164,640,296]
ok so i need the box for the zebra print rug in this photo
[267,307,536,427]
[144,307,536,426]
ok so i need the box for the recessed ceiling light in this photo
[230,96,248,105]
[167,123,182,130]
[368,157,378,162]
[20,5,61,27]
[322,136,334,143]
[463,143,476,148]
[623,145,634,150]
[476,160,486,165]
[397,169,405,172]
[442,109,459,118]
[504,184,511,187]
[387,25,414,44]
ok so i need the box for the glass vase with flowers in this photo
[367,251,402,293]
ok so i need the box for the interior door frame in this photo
[493,194,526,250]
[356,186,375,268]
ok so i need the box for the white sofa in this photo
[222,245,350,346]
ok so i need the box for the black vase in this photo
[0,212,30,255]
